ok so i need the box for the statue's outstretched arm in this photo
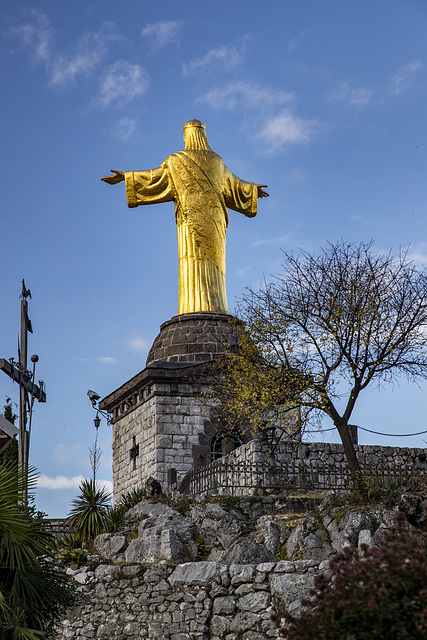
[101,169,125,185]
[257,184,269,198]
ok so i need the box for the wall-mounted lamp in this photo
[87,389,111,426]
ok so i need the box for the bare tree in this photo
[89,430,102,485]
[211,240,427,493]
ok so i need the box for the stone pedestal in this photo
[100,313,238,502]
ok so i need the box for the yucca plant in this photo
[66,479,112,542]
[104,485,147,533]
[105,504,127,533]
[0,462,76,640]
[118,485,146,510]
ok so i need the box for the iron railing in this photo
[178,457,427,497]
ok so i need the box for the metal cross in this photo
[130,435,139,469]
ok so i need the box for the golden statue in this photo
[102,120,269,315]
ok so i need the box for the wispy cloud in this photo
[129,334,151,351]
[8,12,124,87]
[389,60,424,96]
[98,479,113,494]
[113,118,137,140]
[49,23,124,87]
[251,233,295,248]
[37,474,85,489]
[405,243,427,266]
[199,81,293,111]
[331,82,373,106]
[287,167,311,183]
[93,60,151,108]
[288,31,308,53]
[199,81,320,151]
[54,443,83,464]
[257,111,320,149]
[183,44,245,76]
[7,8,53,62]
[7,12,149,112]
[76,356,118,364]
[142,20,183,51]
[236,266,251,277]
[37,474,113,492]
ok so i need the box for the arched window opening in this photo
[211,432,244,461]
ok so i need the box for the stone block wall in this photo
[112,394,157,501]
[109,376,210,503]
[281,440,427,475]
[217,438,427,475]
[100,312,239,505]
[183,437,427,496]
[154,390,209,486]
[56,559,317,640]
[55,488,427,639]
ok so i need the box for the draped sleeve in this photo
[222,166,258,218]
[124,163,175,209]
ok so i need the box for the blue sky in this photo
[1,0,427,517]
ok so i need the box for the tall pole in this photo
[18,280,33,499]
[0,281,46,499]
[19,295,28,490]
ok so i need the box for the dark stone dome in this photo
[146,312,241,366]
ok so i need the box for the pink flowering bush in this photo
[274,512,427,639]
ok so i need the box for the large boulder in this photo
[191,503,253,551]
[256,518,281,555]
[124,499,181,529]
[125,512,198,564]
[270,572,316,616]
[93,533,129,560]
[224,538,276,565]
[169,561,229,587]
[286,515,334,562]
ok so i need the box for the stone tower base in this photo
[100,313,238,502]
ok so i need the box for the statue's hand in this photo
[257,184,269,198]
[101,170,125,185]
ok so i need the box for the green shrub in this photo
[62,547,88,570]
[66,479,111,542]
[0,462,77,639]
[105,504,127,533]
[60,531,84,552]
[104,485,147,532]
[118,485,146,510]
[364,473,422,503]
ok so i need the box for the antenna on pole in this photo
[0,281,46,502]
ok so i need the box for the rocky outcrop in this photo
[191,502,253,551]
[57,492,427,640]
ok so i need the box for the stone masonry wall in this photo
[112,394,157,503]
[284,440,427,474]
[56,559,315,640]
[219,438,427,475]
[186,438,427,496]
[112,379,210,503]
[155,388,209,489]
[55,479,427,640]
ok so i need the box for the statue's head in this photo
[183,119,211,150]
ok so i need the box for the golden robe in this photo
[124,149,258,315]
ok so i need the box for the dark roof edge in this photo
[99,360,207,412]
